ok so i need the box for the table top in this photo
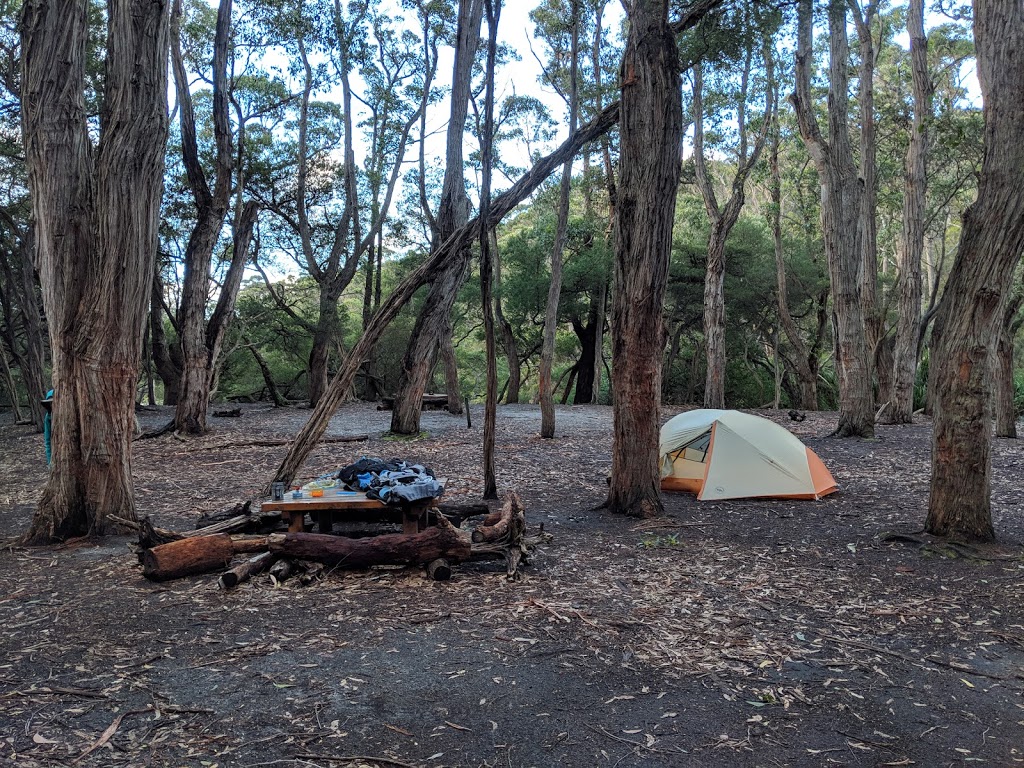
[261,490,387,512]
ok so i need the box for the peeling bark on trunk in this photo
[21,0,170,542]
[926,0,1024,542]
[791,0,874,437]
[606,0,682,518]
[885,0,932,425]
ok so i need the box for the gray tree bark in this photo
[539,0,580,438]
[885,0,932,424]
[694,47,771,410]
[21,0,170,542]
[791,0,874,437]
[927,0,1024,542]
[605,0,682,518]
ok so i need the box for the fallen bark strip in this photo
[142,534,270,581]
[268,515,471,568]
[219,551,275,590]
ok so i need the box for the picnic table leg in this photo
[401,508,419,536]
[287,511,306,533]
[317,511,333,534]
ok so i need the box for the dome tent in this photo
[659,409,837,501]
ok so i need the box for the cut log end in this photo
[426,558,452,581]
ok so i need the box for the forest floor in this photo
[1,402,1023,768]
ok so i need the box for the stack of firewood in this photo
[130,492,548,589]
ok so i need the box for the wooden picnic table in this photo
[261,489,440,535]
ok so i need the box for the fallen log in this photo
[431,502,492,527]
[268,515,471,568]
[219,551,275,590]
[195,501,253,528]
[142,534,270,581]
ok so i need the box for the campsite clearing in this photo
[1,402,1022,767]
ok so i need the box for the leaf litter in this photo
[1,403,1023,766]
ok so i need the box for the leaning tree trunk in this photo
[605,0,682,518]
[792,0,874,437]
[926,0,1024,542]
[21,0,170,542]
[271,101,624,488]
[0,342,22,422]
[390,256,469,433]
[886,0,932,424]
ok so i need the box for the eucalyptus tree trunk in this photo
[791,0,874,437]
[492,229,521,403]
[150,269,181,405]
[927,0,1024,542]
[767,76,817,410]
[851,1,883,407]
[21,0,170,542]
[590,1,613,405]
[539,0,579,439]
[605,0,682,518]
[993,294,1021,438]
[0,342,21,421]
[172,0,235,434]
[479,0,501,499]
[391,0,483,434]
[572,306,601,404]
[886,0,932,424]
[693,48,772,410]
[0,224,48,429]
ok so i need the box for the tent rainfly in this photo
[659,409,838,501]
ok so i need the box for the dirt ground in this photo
[1,402,1023,768]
